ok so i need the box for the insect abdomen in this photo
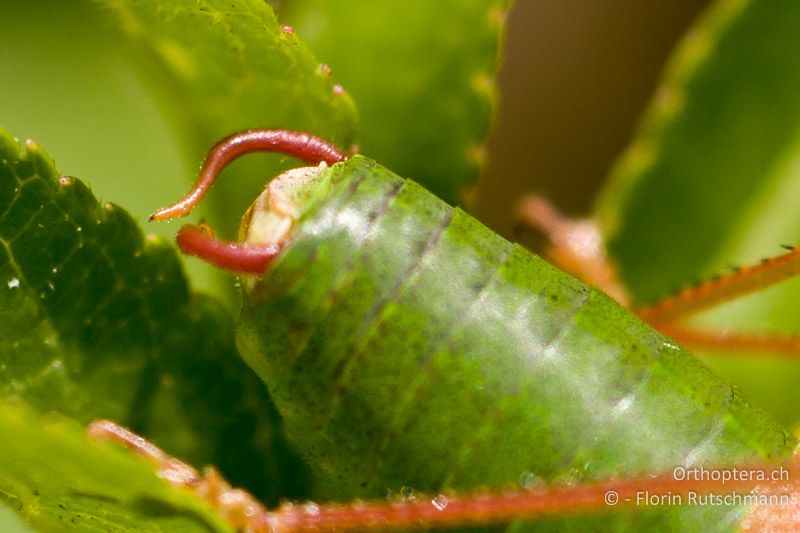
[237,156,790,510]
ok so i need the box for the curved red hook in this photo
[151,129,347,274]
[151,129,346,221]
[176,225,283,274]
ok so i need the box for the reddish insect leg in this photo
[86,419,800,532]
[88,420,272,530]
[636,245,800,325]
[656,325,800,357]
[150,130,347,274]
[633,246,800,356]
[516,195,800,356]
[275,460,800,532]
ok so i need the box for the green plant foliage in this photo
[0,129,309,510]
[1,0,516,527]
[278,0,511,205]
[594,0,800,426]
[0,401,231,532]
[97,0,358,234]
[6,0,798,530]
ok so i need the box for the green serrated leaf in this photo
[0,401,232,532]
[595,0,800,303]
[594,0,800,425]
[97,0,358,236]
[278,0,511,205]
[0,128,310,505]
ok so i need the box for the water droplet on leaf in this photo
[431,495,448,511]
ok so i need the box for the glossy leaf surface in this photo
[0,402,231,532]
[0,128,308,511]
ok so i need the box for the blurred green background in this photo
[0,0,708,259]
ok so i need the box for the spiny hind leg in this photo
[86,421,800,530]
[634,247,800,356]
[87,420,271,531]
[635,245,800,325]
[515,194,800,356]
